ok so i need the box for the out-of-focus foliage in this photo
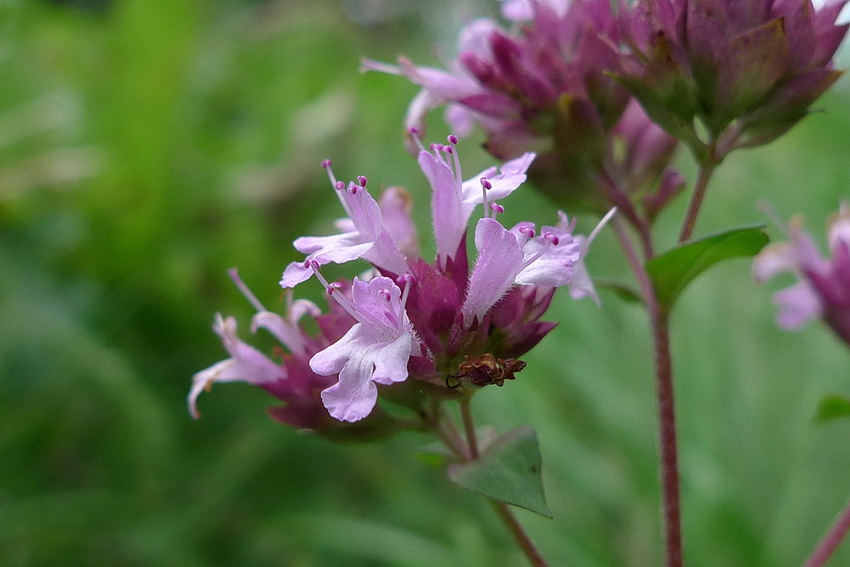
[1,1,849,566]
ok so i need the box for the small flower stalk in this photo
[618,0,850,159]
[192,135,612,432]
[754,202,850,348]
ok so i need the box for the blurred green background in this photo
[2,1,850,565]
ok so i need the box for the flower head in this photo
[754,202,850,347]
[619,0,850,155]
[272,135,612,422]
[364,0,680,219]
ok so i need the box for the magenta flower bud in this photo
[619,0,849,156]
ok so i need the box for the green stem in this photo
[460,398,479,459]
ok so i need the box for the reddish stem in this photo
[678,158,717,243]
[804,498,850,567]
[453,399,549,567]
[614,217,683,567]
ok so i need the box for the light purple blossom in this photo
[754,202,850,347]
[189,313,287,419]
[197,137,611,426]
[281,166,408,288]
[417,140,535,261]
[277,137,612,420]
[310,275,415,422]
[462,217,580,325]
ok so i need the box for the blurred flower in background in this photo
[755,202,850,348]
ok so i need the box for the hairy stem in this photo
[460,398,479,459]
[804,498,850,567]
[614,217,683,567]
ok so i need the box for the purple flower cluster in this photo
[754,202,850,347]
[364,0,680,214]
[191,136,611,428]
[619,0,849,154]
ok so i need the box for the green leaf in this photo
[816,395,850,422]
[646,225,769,313]
[447,425,552,517]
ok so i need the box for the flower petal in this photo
[463,218,524,324]
[774,281,822,329]
[419,150,466,260]
[320,355,380,422]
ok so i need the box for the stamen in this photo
[544,232,560,246]
[408,127,427,153]
[490,202,505,215]
[228,268,266,312]
[583,206,618,252]
[380,289,392,302]
[519,225,536,238]
[322,159,338,189]
[357,175,368,188]
[396,274,414,332]
[309,262,391,332]
[481,177,492,218]
[335,181,345,190]
[396,274,414,308]
[447,134,458,145]
[448,135,463,195]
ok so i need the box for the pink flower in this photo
[310,275,415,422]
[754,202,850,347]
[275,136,612,420]
[364,0,681,219]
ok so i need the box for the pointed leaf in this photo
[447,425,552,517]
[646,225,769,313]
[816,395,850,422]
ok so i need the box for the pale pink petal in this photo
[371,333,413,385]
[461,152,536,202]
[310,276,414,422]
[774,281,823,329]
[753,241,798,282]
[320,355,380,422]
[514,230,579,287]
[568,235,600,305]
[189,315,283,418]
[419,150,466,260]
[280,261,313,288]
[379,187,419,259]
[252,311,307,356]
[463,218,525,323]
